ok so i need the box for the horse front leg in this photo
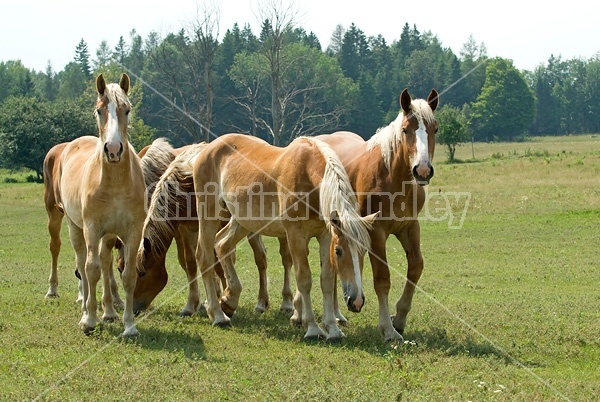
[176,225,201,317]
[121,229,143,337]
[369,229,404,342]
[287,232,326,340]
[100,237,119,322]
[247,233,269,313]
[393,222,423,336]
[318,233,344,342]
[81,228,102,334]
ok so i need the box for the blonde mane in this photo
[366,99,435,171]
[298,137,372,254]
[142,143,207,258]
[139,138,176,201]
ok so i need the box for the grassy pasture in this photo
[0,135,598,401]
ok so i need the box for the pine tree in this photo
[74,39,92,79]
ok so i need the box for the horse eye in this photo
[335,246,343,257]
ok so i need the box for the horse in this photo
[43,138,175,308]
[134,143,295,317]
[315,88,439,342]
[51,73,146,336]
[191,134,378,341]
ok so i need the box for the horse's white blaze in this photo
[104,103,122,157]
[413,116,430,176]
[351,248,363,307]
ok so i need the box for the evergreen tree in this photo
[94,40,112,70]
[74,39,92,79]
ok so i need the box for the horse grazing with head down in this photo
[134,143,295,317]
[192,134,378,341]
[51,73,146,336]
[316,88,439,342]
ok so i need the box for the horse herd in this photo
[43,73,439,342]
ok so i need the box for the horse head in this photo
[95,73,131,163]
[132,237,168,314]
[329,210,379,313]
[399,88,439,185]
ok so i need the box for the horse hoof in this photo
[280,306,294,316]
[290,317,303,328]
[102,315,119,323]
[220,301,236,318]
[390,315,405,335]
[121,327,140,337]
[81,324,100,336]
[254,306,267,314]
[45,292,59,299]
[326,336,344,345]
[303,334,323,342]
[213,319,232,328]
[179,309,194,317]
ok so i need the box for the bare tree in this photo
[255,0,298,145]
[188,2,220,142]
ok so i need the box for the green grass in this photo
[1,136,599,401]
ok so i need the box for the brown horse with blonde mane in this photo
[134,143,295,317]
[316,88,439,341]
[49,73,146,336]
[192,134,378,341]
[43,138,176,308]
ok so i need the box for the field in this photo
[0,135,599,401]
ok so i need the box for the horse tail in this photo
[139,138,176,203]
[142,143,207,258]
[298,137,372,254]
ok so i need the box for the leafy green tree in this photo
[0,96,94,178]
[0,60,36,102]
[470,58,535,141]
[436,105,471,162]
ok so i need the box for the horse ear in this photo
[119,73,131,94]
[400,88,411,114]
[96,74,106,95]
[363,211,380,227]
[427,89,439,111]
[330,210,342,231]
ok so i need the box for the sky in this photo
[1,0,598,74]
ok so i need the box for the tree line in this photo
[1,10,599,176]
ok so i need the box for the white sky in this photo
[1,0,598,73]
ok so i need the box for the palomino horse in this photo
[193,134,377,341]
[316,88,439,342]
[43,138,175,307]
[134,143,294,316]
[52,74,146,336]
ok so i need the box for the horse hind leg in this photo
[45,208,63,298]
[247,233,269,314]
[214,219,248,318]
[278,236,294,315]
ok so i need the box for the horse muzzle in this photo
[104,142,124,163]
[412,162,434,185]
[343,285,365,313]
